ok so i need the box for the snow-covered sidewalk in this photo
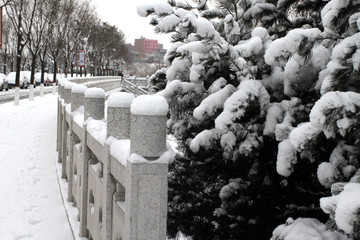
[0,95,74,240]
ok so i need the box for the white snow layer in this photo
[0,95,73,239]
[72,105,84,127]
[137,3,173,17]
[65,81,76,90]
[317,162,338,188]
[320,183,360,234]
[208,77,228,94]
[289,122,322,151]
[310,91,360,138]
[130,150,175,164]
[110,139,130,166]
[107,92,135,108]
[182,12,220,41]
[190,129,219,153]
[265,28,322,66]
[86,118,107,145]
[156,14,180,32]
[215,80,270,134]
[158,80,205,103]
[233,36,263,58]
[277,139,297,177]
[271,217,348,240]
[131,95,168,115]
[193,84,236,120]
[109,138,175,166]
[85,87,105,99]
[71,84,88,94]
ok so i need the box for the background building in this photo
[128,37,166,63]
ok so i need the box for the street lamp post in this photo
[79,37,88,77]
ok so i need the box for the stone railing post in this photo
[57,80,66,157]
[106,92,135,140]
[67,84,87,203]
[126,95,169,240]
[61,82,76,179]
[103,92,135,240]
[79,87,106,237]
[71,84,88,112]
[130,95,168,158]
[64,82,76,104]
[84,88,105,121]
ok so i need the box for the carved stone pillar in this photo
[64,82,76,104]
[130,95,168,158]
[106,92,135,139]
[84,88,105,121]
[71,84,87,112]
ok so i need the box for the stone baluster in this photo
[67,84,87,202]
[71,84,88,112]
[126,95,169,240]
[57,79,67,154]
[103,92,135,240]
[79,87,106,237]
[130,95,168,158]
[106,92,135,139]
[64,82,76,104]
[84,88,106,121]
[61,82,76,179]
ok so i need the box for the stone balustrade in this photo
[57,79,172,240]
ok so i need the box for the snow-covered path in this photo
[0,95,74,240]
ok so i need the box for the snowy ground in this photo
[0,95,74,240]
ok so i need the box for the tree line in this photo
[1,0,128,87]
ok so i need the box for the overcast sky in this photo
[91,0,171,49]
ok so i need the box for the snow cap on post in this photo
[71,84,88,112]
[64,82,76,104]
[58,79,68,99]
[131,95,168,115]
[107,92,135,108]
[130,95,168,158]
[84,87,105,121]
[84,87,106,99]
[106,92,135,139]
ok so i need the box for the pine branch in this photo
[201,9,228,19]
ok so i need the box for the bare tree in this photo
[26,0,52,86]
[1,14,15,74]
[5,0,37,88]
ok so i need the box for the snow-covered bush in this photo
[139,0,360,239]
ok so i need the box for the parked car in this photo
[0,73,9,91]
[34,72,49,86]
[6,71,30,89]
[47,73,61,85]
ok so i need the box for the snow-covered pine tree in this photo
[138,0,359,239]
[269,0,360,239]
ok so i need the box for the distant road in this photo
[0,86,56,104]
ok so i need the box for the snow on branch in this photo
[215,80,270,134]
[137,3,173,17]
[320,183,360,235]
[310,91,360,139]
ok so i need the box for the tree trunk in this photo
[15,53,22,88]
[64,59,68,78]
[3,51,7,74]
[30,54,37,85]
[53,60,57,84]
[41,60,46,84]
[71,62,74,77]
